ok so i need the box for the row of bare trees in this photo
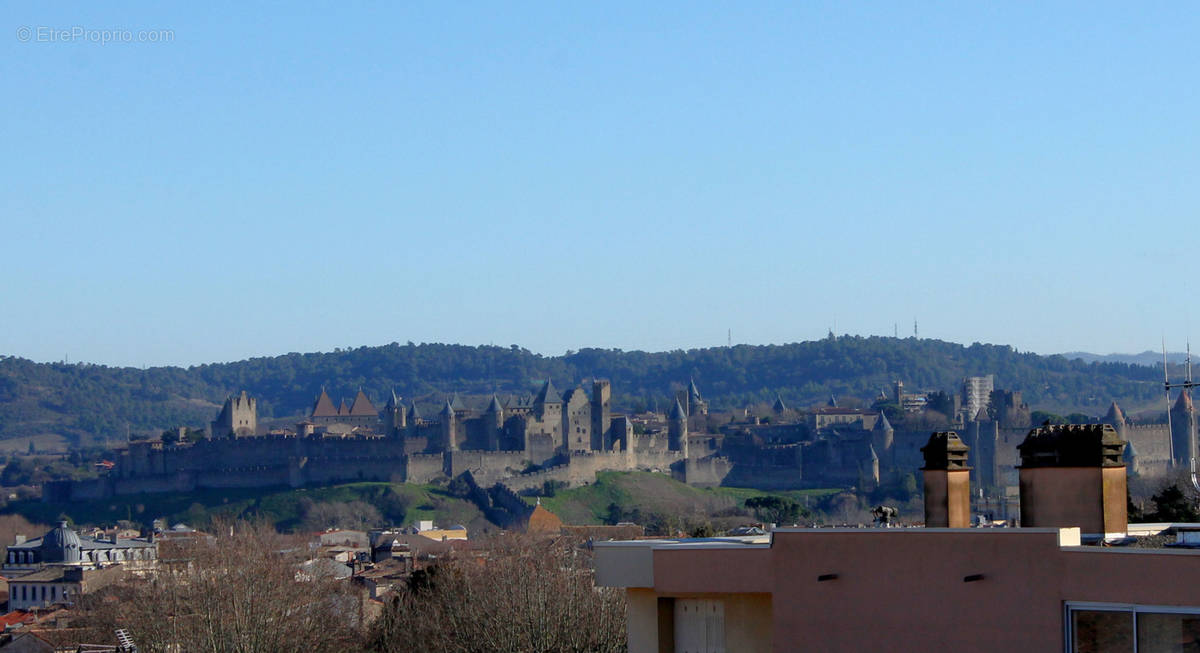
[69,522,363,653]
[63,523,626,653]
[366,536,627,653]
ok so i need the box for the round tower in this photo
[384,389,406,436]
[485,394,504,450]
[871,411,894,466]
[668,398,689,457]
[440,399,458,452]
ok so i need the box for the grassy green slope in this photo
[531,471,838,525]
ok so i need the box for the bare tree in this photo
[72,520,363,653]
[367,535,626,653]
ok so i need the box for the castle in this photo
[46,379,698,503]
[46,379,1198,509]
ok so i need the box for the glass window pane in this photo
[1137,612,1200,653]
[1073,610,1134,653]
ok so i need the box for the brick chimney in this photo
[921,431,971,528]
[1017,423,1127,539]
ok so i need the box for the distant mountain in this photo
[1059,351,1188,367]
[0,337,1177,443]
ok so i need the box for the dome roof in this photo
[40,520,82,563]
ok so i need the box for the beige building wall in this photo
[599,528,1200,653]
[625,589,771,653]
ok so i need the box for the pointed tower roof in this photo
[773,395,788,413]
[486,394,503,413]
[874,411,892,432]
[827,396,838,408]
[449,393,468,412]
[1174,390,1193,412]
[312,389,338,418]
[348,389,378,416]
[535,379,561,405]
[1124,440,1139,462]
[407,400,421,421]
[689,378,703,401]
[386,389,400,410]
[441,399,455,418]
[1104,401,1125,425]
[669,398,686,420]
[338,398,351,416]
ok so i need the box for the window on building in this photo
[1068,603,1200,652]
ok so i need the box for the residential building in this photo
[595,423,1200,653]
[3,522,156,611]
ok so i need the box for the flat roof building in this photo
[594,424,1200,652]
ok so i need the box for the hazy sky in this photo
[3,3,1198,368]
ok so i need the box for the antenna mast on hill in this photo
[1163,340,1200,493]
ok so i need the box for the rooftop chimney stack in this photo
[921,431,971,528]
[1017,424,1128,540]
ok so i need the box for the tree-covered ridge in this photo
[0,337,1169,442]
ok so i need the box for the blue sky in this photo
[2,3,1198,367]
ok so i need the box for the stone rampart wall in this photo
[447,451,530,486]
[685,456,734,487]
[406,453,447,484]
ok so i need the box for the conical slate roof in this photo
[1104,401,1125,425]
[407,401,421,421]
[1124,440,1139,462]
[348,389,378,416]
[689,378,703,401]
[441,399,455,418]
[338,399,350,416]
[312,389,338,418]
[669,398,687,420]
[386,389,400,410]
[827,396,838,408]
[486,394,504,413]
[450,393,468,412]
[874,411,892,432]
[535,379,561,405]
[773,395,788,413]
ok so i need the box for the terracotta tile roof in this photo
[0,611,32,627]
[348,390,378,416]
[312,389,339,417]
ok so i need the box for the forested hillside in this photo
[0,337,1170,443]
